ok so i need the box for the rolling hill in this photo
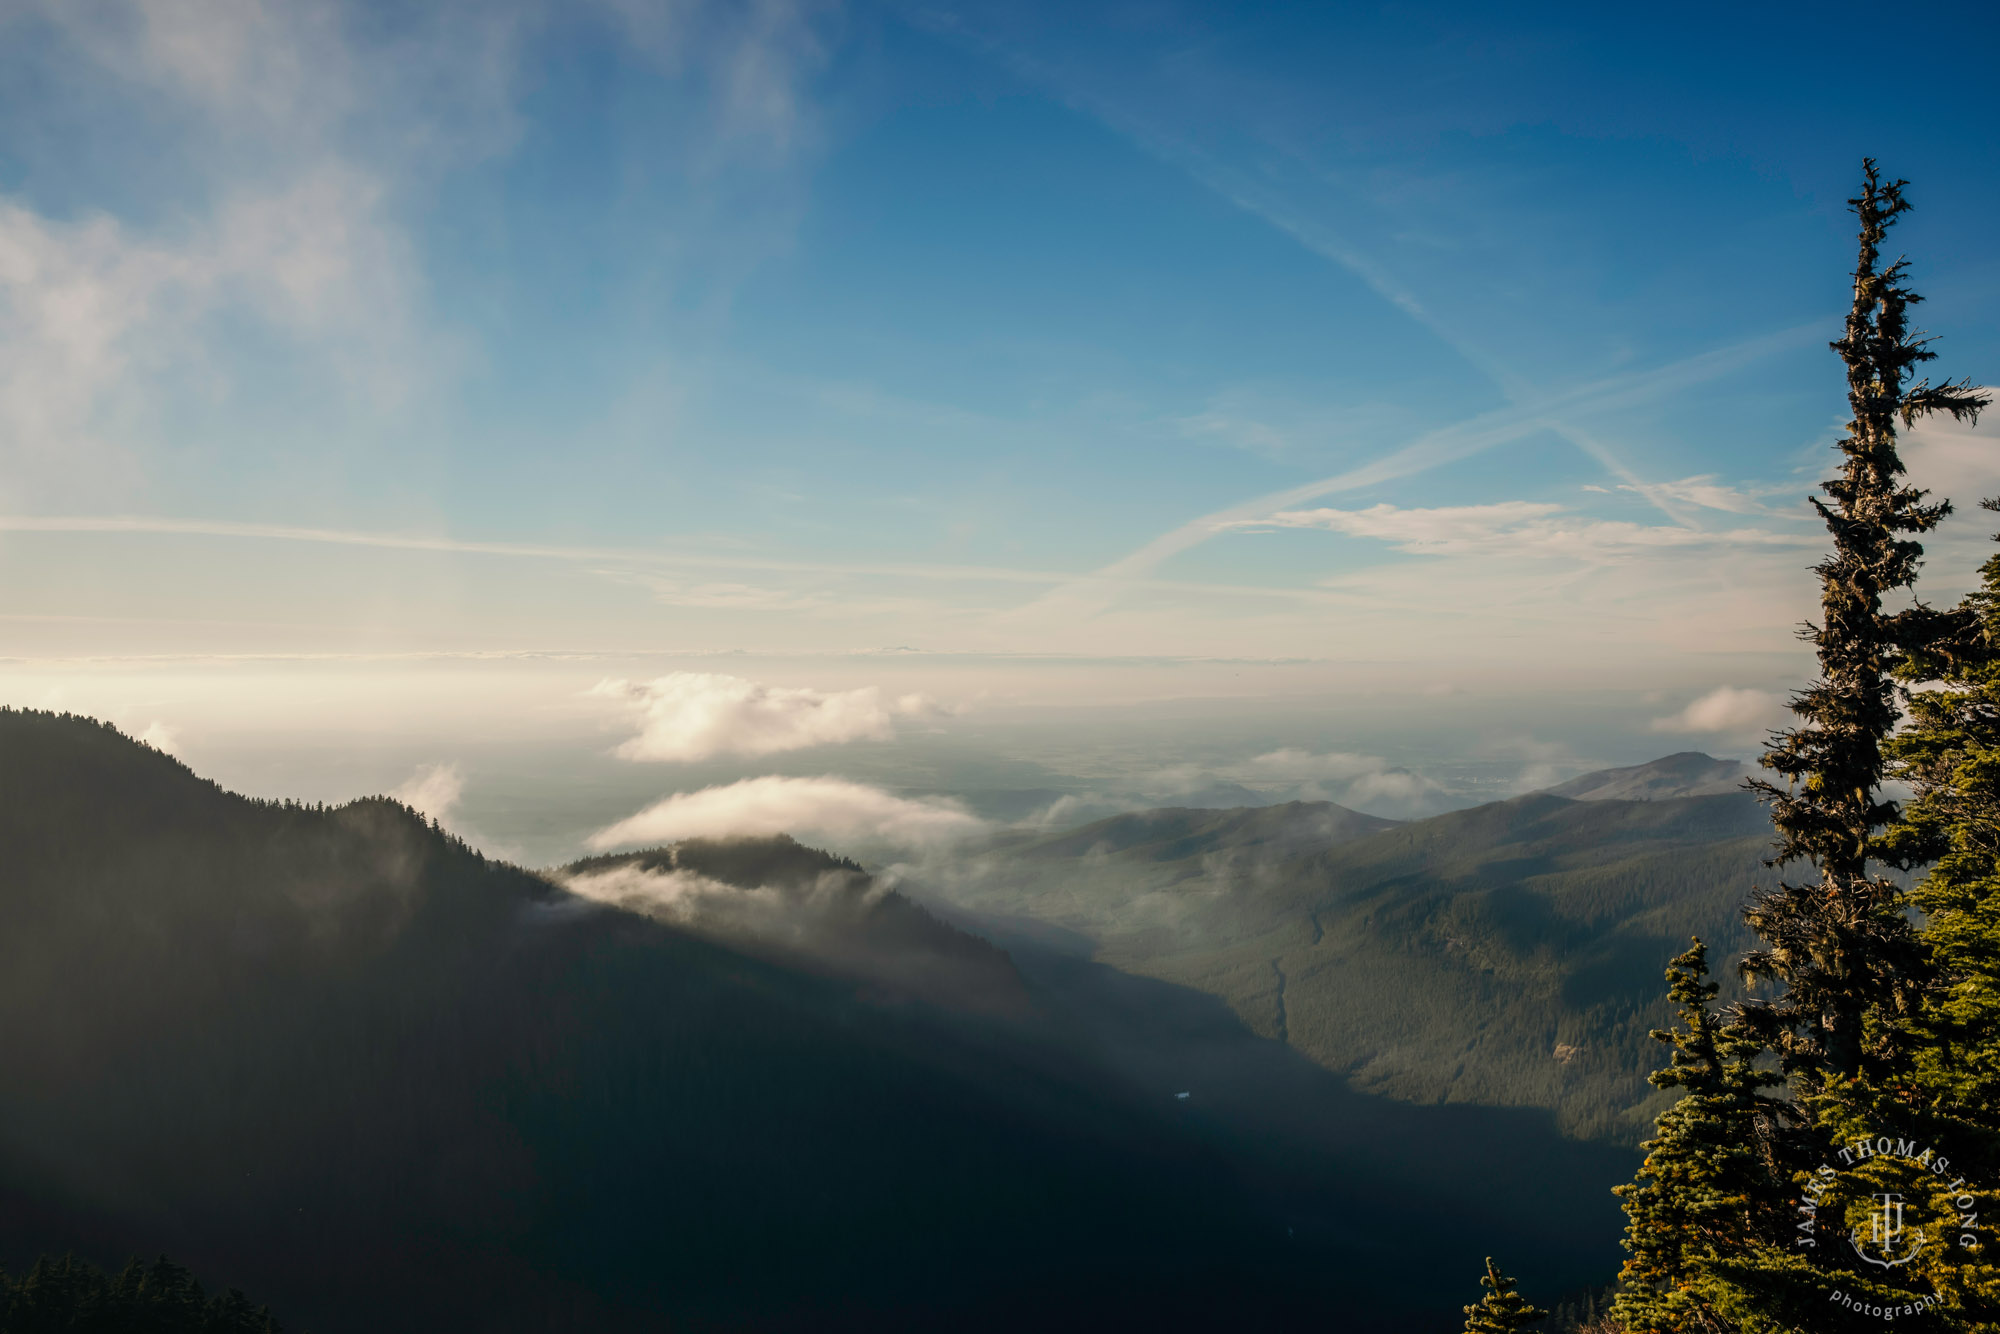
[1542,751,1748,801]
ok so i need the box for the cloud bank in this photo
[593,673,944,762]
[588,776,987,852]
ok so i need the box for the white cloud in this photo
[390,761,465,821]
[0,4,443,503]
[137,720,180,754]
[1231,500,1814,560]
[1245,748,1448,817]
[562,863,780,924]
[1902,394,2000,506]
[0,0,838,506]
[587,775,987,852]
[592,672,945,762]
[1651,686,1786,735]
[556,861,875,945]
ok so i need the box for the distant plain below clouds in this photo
[592,673,948,763]
[587,776,988,854]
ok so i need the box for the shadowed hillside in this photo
[0,710,1354,1332]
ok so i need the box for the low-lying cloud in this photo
[587,776,987,852]
[1651,686,1786,735]
[391,761,465,822]
[137,720,180,755]
[1246,748,1450,817]
[592,673,944,762]
[559,863,809,935]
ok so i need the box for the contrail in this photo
[1015,323,1820,619]
[921,15,1763,532]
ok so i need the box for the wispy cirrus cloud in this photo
[593,672,946,763]
[1229,500,1814,561]
[1010,324,1821,625]
[1600,475,1804,518]
[0,0,839,507]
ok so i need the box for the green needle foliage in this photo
[0,1254,284,1333]
[1884,499,2000,1120]
[1875,502,2000,1322]
[1464,1258,1547,1333]
[1612,942,1790,1332]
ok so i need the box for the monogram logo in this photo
[1850,1192,1926,1268]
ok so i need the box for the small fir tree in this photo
[1612,942,1792,1332]
[1464,1257,1547,1334]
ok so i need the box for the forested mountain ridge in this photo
[929,779,1771,1140]
[557,836,1032,1015]
[940,798,1405,956]
[0,709,1357,1332]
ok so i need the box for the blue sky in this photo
[3,0,1998,848]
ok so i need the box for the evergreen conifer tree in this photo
[1743,160,1986,1088]
[1612,941,1794,1332]
[1610,163,1989,1332]
[1873,496,2000,1324]
[1883,506,2000,1119]
[1463,1257,1546,1333]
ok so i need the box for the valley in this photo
[0,712,1766,1329]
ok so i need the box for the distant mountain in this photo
[1542,751,1749,802]
[929,787,1772,1141]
